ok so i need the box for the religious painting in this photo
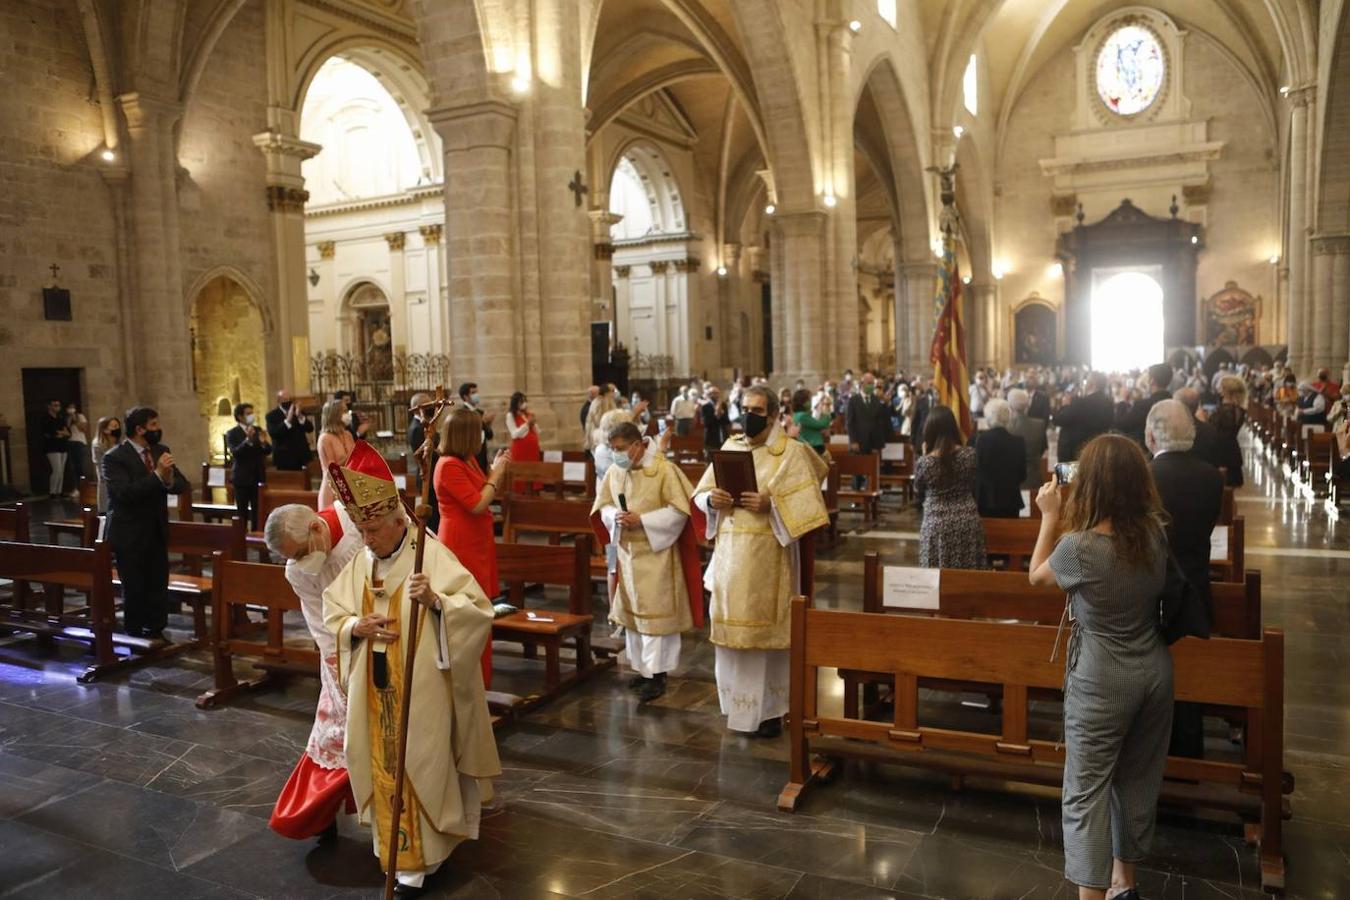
[1204,281,1259,349]
[361,309,394,382]
[1014,301,1057,364]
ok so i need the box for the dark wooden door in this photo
[761,282,773,374]
[21,368,83,495]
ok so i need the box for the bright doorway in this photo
[1089,268,1164,372]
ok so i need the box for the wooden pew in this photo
[778,597,1291,892]
[819,460,841,549]
[1302,431,1335,496]
[507,460,568,498]
[196,462,236,521]
[501,494,608,582]
[0,504,32,606]
[490,536,612,710]
[669,433,705,462]
[0,538,195,683]
[264,468,311,491]
[252,486,319,559]
[830,450,882,525]
[196,554,317,708]
[879,443,915,504]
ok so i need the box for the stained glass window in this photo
[1095,25,1165,116]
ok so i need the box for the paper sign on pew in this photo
[1019,490,1031,518]
[207,467,226,488]
[881,443,906,461]
[394,474,407,491]
[543,450,563,463]
[1210,525,1229,562]
[881,565,941,610]
[562,461,588,482]
[829,434,850,445]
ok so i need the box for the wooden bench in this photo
[819,460,842,549]
[778,596,1291,891]
[879,442,915,503]
[829,450,883,525]
[501,494,607,580]
[0,538,196,682]
[668,433,705,462]
[264,468,311,491]
[1302,431,1335,496]
[507,460,568,498]
[195,462,236,521]
[250,486,319,559]
[0,504,31,605]
[196,554,316,708]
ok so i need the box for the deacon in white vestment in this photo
[692,386,828,737]
[590,421,705,702]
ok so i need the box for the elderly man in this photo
[693,385,828,737]
[323,443,499,896]
[262,500,364,843]
[1006,388,1048,489]
[1054,371,1115,462]
[1118,363,1174,447]
[266,389,314,471]
[1147,400,1223,760]
[1172,387,1221,469]
[975,399,1026,518]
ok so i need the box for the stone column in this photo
[427,102,520,395]
[823,21,859,376]
[1285,87,1313,372]
[588,209,621,325]
[774,212,828,382]
[898,262,939,375]
[253,129,321,396]
[967,282,998,370]
[719,243,742,370]
[650,260,670,360]
[314,240,336,354]
[119,92,200,457]
[418,225,448,357]
[613,265,632,352]
[1310,235,1350,378]
[384,231,408,357]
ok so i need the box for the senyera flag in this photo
[929,230,974,439]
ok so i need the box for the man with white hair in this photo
[1005,388,1047,489]
[262,500,363,843]
[1171,386,1220,469]
[1146,399,1222,760]
[974,398,1025,517]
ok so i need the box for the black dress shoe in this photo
[1110,890,1141,900]
[637,673,666,703]
[393,883,426,898]
[755,716,783,739]
[627,675,650,691]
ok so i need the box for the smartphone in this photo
[1054,462,1078,485]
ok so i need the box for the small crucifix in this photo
[48,263,61,283]
[568,170,589,208]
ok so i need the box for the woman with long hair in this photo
[316,399,356,510]
[435,407,509,687]
[914,405,985,568]
[505,391,542,464]
[1211,375,1248,487]
[1029,434,1172,900]
[92,415,122,512]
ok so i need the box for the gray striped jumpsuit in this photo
[1050,530,1172,889]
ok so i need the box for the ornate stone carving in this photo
[1182,183,1211,206]
[1311,234,1350,255]
[418,224,442,245]
[649,260,670,274]
[752,270,771,284]
[317,241,336,260]
[593,242,614,260]
[673,257,700,273]
[614,265,631,278]
[265,185,309,213]
[384,232,406,251]
[1050,194,1078,217]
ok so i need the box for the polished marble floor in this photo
[1,438,1347,899]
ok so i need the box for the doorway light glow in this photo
[1091,270,1164,373]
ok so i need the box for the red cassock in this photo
[433,454,496,687]
[590,500,707,629]
[269,507,357,839]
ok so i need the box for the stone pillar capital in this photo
[773,210,827,237]
[426,101,518,151]
[650,260,670,275]
[385,232,407,251]
[593,242,614,260]
[265,185,309,213]
[419,224,443,245]
[722,242,742,265]
[316,240,336,260]
[614,265,631,278]
[117,92,183,130]
[1285,84,1316,109]
[673,257,700,273]
[252,130,322,162]
[1311,233,1350,255]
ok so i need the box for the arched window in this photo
[609,157,655,240]
[608,143,685,241]
[963,55,978,116]
[300,56,423,204]
[1095,25,1165,116]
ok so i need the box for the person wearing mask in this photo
[266,389,314,471]
[589,421,703,703]
[1146,400,1222,760]
[968,370,990,420]
[1211,376,1248,487]
[506,391,542,467]
[261,501,363,844]
[1274,372,1298,415]
[580,384,599,438]
[1029,434,1173,900]
[1006,388,1047,489]
[974,399,1026,518]
[584,383,617,453]
[911,378,934,448]
[64,402,92,491]
[1171,387,1220,468]
[845,372,891,457]
[692,385,828,737]
[317,398,356,510]
[40,398,70,499]
[458,382,496,472]
[1117,363,1173,448]
[1026,373,1052,421]
[915,406,986,568]
[1297,381,1329,426]
[226,402,272,530]
[671,387,697,436]
[101,406,190,639]
[91,415,122,512]
[791,389,832,454]
[1053,372,1115,463]
[405,393,440,535]
[435,408,510,688]
[700,386,731,455]
[893,381,915,439]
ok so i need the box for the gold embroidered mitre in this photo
[328,440,400,524]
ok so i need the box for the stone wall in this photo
[0,0,128,490]
[190,276,268,460]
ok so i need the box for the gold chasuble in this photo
[693,426,828,649]
[324,527,500,876]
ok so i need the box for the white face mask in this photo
[294,550,326,575]
[244,414,256,426]
[612,454,632,471]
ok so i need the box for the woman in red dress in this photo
[434,407,510,687]
[506,391,542,462]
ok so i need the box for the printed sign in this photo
[1210,526,1229,562]
[882,566,941,610]
[1019,490,1032,518]
[563,461,588,482]
[881,443,906,461]
[543,450,563,463]
[207,467,226,488]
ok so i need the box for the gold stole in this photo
[363,578,425,872]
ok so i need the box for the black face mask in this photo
[743,412,769,438]
[280,400,291,411]
[109,429,122,440]
[143,428,163,445]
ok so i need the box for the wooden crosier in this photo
[383,387,451,900]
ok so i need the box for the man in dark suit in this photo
[458,382,494,472]
[975,399,1026,517]
[1005,388,1047,488]
[1147,400,1223,759]
[1025,373,1051,421]
[226,403,271,530]
[1053,372,1115,461]
[911,378,934,449]
[1172,386,1221,469]
[1117,363,1174,448]
[845,372,891,454]
[406,392,439,534]
[580,385,598,438]
[701,385,730,452]
[265,389,313,471]
[101,406,190,640]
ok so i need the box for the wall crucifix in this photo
[568,170,589,207]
